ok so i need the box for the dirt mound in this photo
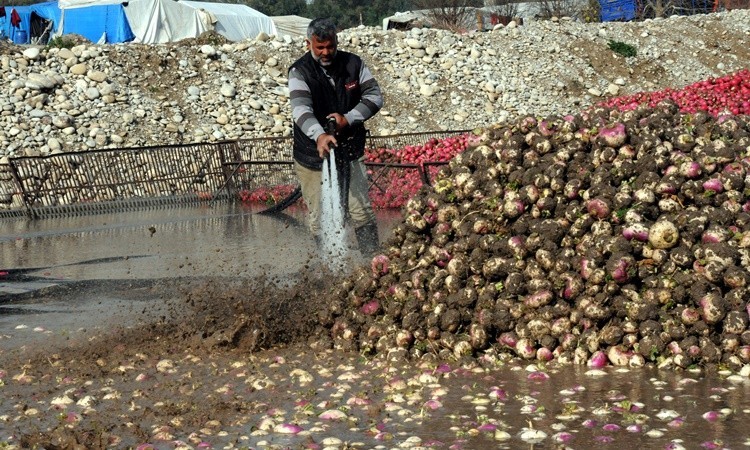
[172,30,231,47]
[163,274,336,352]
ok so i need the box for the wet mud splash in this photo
[1,269,344,448]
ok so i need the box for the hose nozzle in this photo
[325,117,337,135]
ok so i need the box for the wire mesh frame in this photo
[219,137,298,198]
[0,130,472,219]
[362,130,469,199]
[2,141,237,219]
[221,130,471,200]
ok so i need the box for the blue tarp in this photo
[61,5,134,43]
[599,0,637,20]
[0,2,60,44]
[0,1,134,44]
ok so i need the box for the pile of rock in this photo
[0,10,747,161]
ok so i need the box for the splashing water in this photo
[320,149,349,272]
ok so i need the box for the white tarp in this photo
[120,0,203,43]
[182,1,277,42]
[59,0,123,7]
[382,5,547,31]
[382,10,425,29]
[271,15,311,39]
[59,0,277,43]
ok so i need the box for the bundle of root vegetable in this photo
[319,100,750,371]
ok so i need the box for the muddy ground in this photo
[2,272,750,450]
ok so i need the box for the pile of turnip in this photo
[599,69,750,116]
[237,134,473,209]
[365,134,474,209]
[317,99,750,371]
[238,183,298,206]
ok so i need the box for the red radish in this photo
[371,255,390,276]
[587,350,607,368]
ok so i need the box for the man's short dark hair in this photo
[307,18,337,41]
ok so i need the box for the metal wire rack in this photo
[0,130,470,220]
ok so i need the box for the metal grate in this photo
[0,130,470,219]
[2,142,235,219]
[219,137,298,197]
[222,130,469,199]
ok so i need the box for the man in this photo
[288,17,383,258]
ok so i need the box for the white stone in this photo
[220,84,236,98]
[70,63,88,75]
[607,83,620,95]
[25,73,57,90]
[419,84,437,97]
[406,39,424,49]
[47,138,62,151]
[200,45,216,56]
[22,48,40,60]
[88,71,107,82]
[85,87,101,100]
[52,115,73,129]
[57,48,75,59]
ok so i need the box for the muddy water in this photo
[0,203,400,346]
[1,203,338,281]
[2,205,750,449]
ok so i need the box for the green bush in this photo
[608,40,637,58]
[47,36,74,49]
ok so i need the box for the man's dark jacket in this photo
[290,51,367,171]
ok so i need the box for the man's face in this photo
[308,35,337,67]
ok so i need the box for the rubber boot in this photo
[354,222,379,258]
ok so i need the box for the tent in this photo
[271,15,311,39]
[59,0,276,44]
[181,1,278,42]
[0,2,59,44]
[4,0,277,44]
[0,0,130,44]
[57,0,134,44]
